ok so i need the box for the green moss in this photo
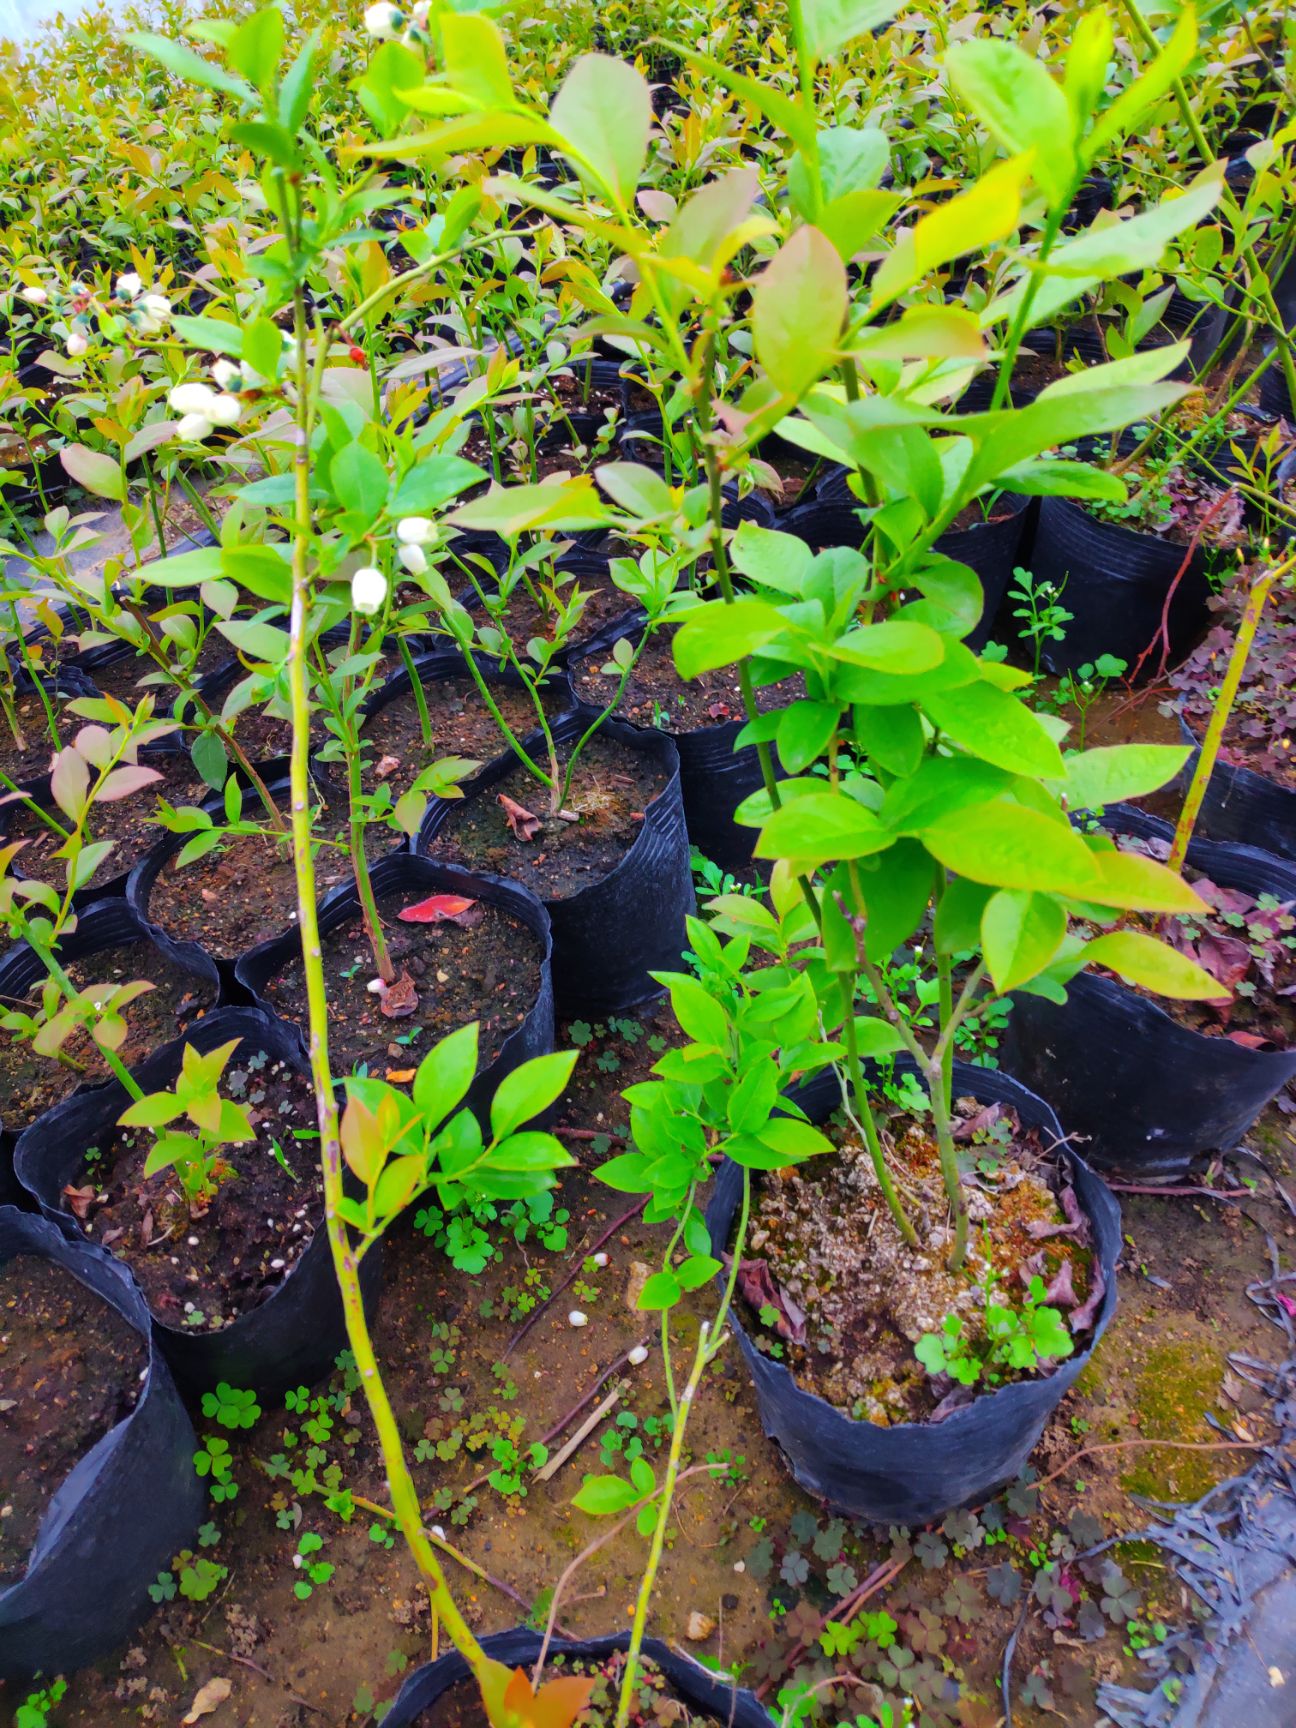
[1120,1338,1227,1501]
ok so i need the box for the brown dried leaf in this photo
[498,793,542,842]
[377,972,419,1020]
[182,1676,232,1723]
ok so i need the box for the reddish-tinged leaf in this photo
[732,1256,806,1343]
[498,793,542,841]
[398,893,482,927]
[97,764,163,802]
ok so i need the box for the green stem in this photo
[397,636,433,751]
[1169,553,1292,873]
[282,278,491,1692]
[837,973,917,1245]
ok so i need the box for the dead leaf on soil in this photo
[498,793,542,841]
[377,972,419,1019]
[182,1676,232,1723]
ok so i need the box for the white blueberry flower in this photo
[116,271,143,299]
[169,381,217,416]
[65,331,89,357]
[351,566,388,616]
[397,542,428,576]
[141,292,170,318]
[206,392,242,427]
[568,1310,589,1328]
[396,516,439,546]
[176,411,215,441]
[20,285,48,305]
[364,1,401,35]
[211,358,241,389]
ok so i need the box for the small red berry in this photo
[348,344,365,365]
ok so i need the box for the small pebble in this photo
[568,1310,588,1328]
[592,1251,609,1268]
[628,1344,648,1366]
[187,1236,199,1247]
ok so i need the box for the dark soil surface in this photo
[945,498,1022,534]
[262,888,544,1086]
[740,1098,1095,1424]
[1170,582,1296,791]
[0,1253,146,1584]
[7,759,204,895]
[0,937,215,1133]
[571,626,801,733]
[427,732,666,899]
[77,1052,323,1334]
[0,682,81,784]
[145,807,353,963]
[1084,457,1248,549]
[413,1650,722,1728]
[358,672,569,802]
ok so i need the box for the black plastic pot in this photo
[704,1059,1121,1527]
[1025,495,1212,679]
[382,1628,774,1728]
[418,708,694,1014]
[570,615,780,871]
[1173,714,1296,862]
[1001,807,1296,1178]
[14,1005,380,1397]
[236,853,555,1127]
[0,1208,203,1679]
[126,769,345,987]
[0,895,220,1153]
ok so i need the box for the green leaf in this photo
[829,619,946,674]
[924,680,1065,780]
[330,442,389,528]
[1085,5,1197,160]
[753,225,847,397]
[935,876,993,954]
[170,314,245,357]
[1080,929,1231,1001]
[550,53,650,204]
[920,800,1099,895]
[135,545,226,588]
[1061,744,1190,811]
[801,0,897,58]
[667,976,729,1047]
[118,1092,184,1129]
[595,462,677,520]
[413,1022,480,1128]
[981,890,1067,992]
[216,619,289,664]
[677,1255,722,1290]
[222,545,291,606]
[126,30,255,101]
[946,38,1076,208]
[755,792,892,868]
[441,11,514,108]
[776,701,840,774]
[572,1474,639,1515]
[673,598,787,679]
[59,444,124,502]
[449,478,613,536]
[390,455,486,517]
[636,1271,683,1310]
[855,704,925,777]
[850,838,933,957]
[489,1050,580,1139]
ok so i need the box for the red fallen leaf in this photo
[62,1183,96,1221]
[385,1068,416,1083]
[1042,1259,1078,1309]
[706,700,732,721]
[498,793,542,841]
[374,754,401,780]
[1227,1030,1273,1049]
[377,972,419,1019]
[398,893,483,928]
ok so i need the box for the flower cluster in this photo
[363,0,431,41]
[169,380,243,442]
[13,270,171,358]
[395,515,441,575]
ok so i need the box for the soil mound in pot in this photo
[73,1047,324,1335]
[571,624,799,733]
[427,732,667,899]
[0,933,215,1131]
[407,1651,725,1728]
[0,1252,147,1584]
[260,886,544,1083]
[738,1094,1098,1426]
